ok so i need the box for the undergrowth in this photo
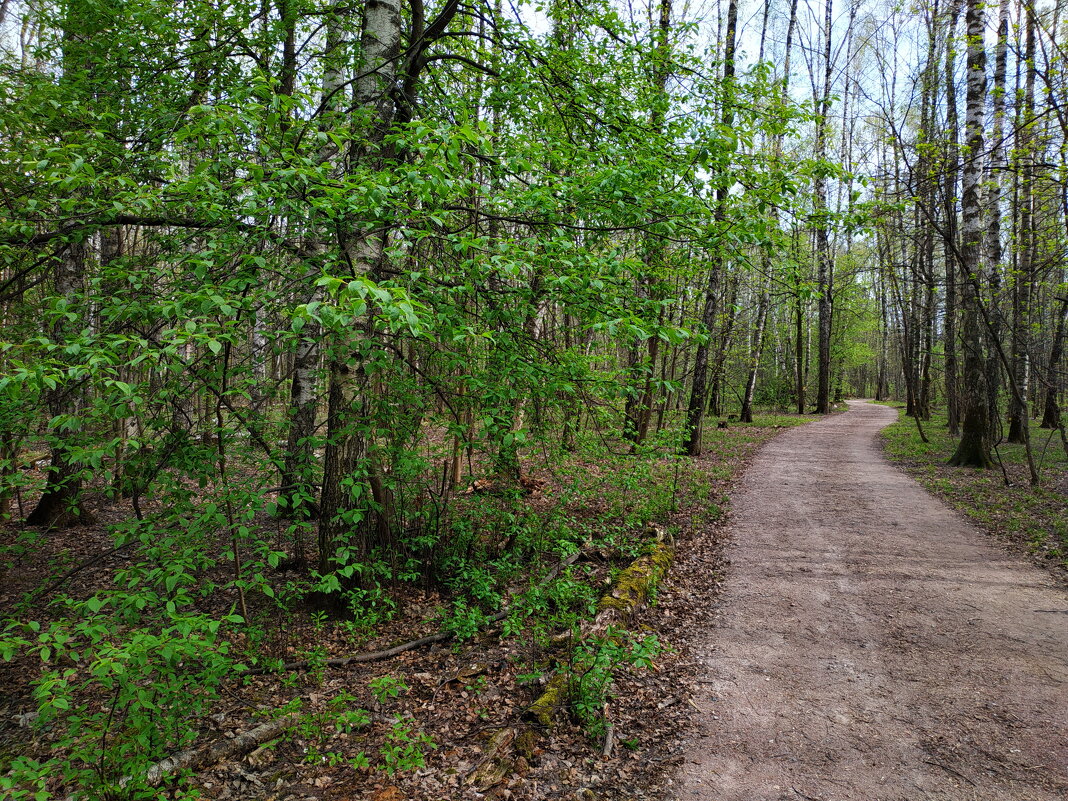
[0,410,803,797]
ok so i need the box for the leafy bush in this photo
[1,598,241,799]
[567,629,663,740]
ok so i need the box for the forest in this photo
[0,0,1066,798]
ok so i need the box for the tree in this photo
[949,0,993,468]
[684,0,738,456]
[942,0,962,435]
[812,0,835,416]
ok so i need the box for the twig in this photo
[923,759,977,786]
[31,541,137,601]
[602,722,615,758]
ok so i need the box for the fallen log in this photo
[238,628,471,677]
[140,712,301,785]
[62,708,303,800]
[526,533,674,727]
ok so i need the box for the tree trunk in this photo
[949,0,993,469]
[317,0,404,572]
[278,302,322,528]
[982,0,1010,440]
[685,270,719,454]
[709,274,739,418]
[740,276,770,423]
[1040,298,1067,429]
[813,0,834,415]
[943,0,962,434]
[794,281,805,415]
[27,241,93,527]
[1007,8,1036,445]
[684,0,736,455]
[278,13,344,532]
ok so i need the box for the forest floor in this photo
[669,400,1068,801]
[1,412,809,801]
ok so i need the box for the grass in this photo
[879,403,1068,570]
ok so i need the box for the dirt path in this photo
[672,400,1068,801]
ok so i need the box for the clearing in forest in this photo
[672,400,1068,801]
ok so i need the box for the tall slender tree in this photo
[949,0,993,468]
[813,0,835,415]
[684,0,737,455]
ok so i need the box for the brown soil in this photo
[671,400,1068,801]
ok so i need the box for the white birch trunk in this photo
[949,0,993,467]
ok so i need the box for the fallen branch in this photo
[72,549,589,796]
[32,541,137,601]
[141,712,300,785]
[240,624,498,677]
[62,709,302,800]
[239,548,585,677]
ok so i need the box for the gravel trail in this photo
[673,400,1068,801]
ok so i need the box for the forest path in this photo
[671,400,1068,801]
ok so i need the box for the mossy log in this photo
[526,672,570,727]
[525,539,674,727]
[594,541,674,626]
[467,727,518,789]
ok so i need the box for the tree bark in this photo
[317,0,405,572]
[982,0,1011,440]
[1007,8,1036,444]
[1040,298,1067,429]
[813,0,834,415]
[684,0,737,454]
[949,0,993,469]
[943,0,962,434]
[278,14,345,532]
[740,276,770,423]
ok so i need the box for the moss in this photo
[596,542,674,617]
[515,728,539,760]
[525,672,569,726]
[526,541,675,727]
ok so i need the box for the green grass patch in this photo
[881,407,1068,569]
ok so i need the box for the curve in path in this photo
[673,400,1068,801]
